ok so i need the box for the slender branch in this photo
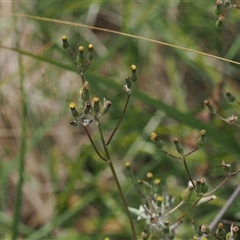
[231,169,240,175]
[160,147,199,160]
[97,122,137,240]
[66,46,90,85]
[160,150,196,186]
[205,175,229,196]
[5,13,240,66]
[205,169,240,197]
[160,200,184,219]
[80,72,85,84]
[83,125,108,163]
[161,149,181,160]
[182,155,195,187]
[66,46,91,84]
[170,197,201,227]
[185,147,199,156]
[108,161,138,239]
[66,48,79,68]
[82,62,91,73]
[106,94,131,146]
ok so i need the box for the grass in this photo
[0,1,240,239]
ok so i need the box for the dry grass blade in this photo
[1,12,240,66]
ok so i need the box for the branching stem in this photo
[106,94,131,146]
[160,200,184,219]
[83,126,108,163]
[170,197,201,227]
[161,147,199,160]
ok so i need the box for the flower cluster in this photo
[128,127,240,239]
[128,173,179,239]
[214,0,240,29]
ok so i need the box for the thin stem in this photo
[108,161,138,239]
[205,175,229,196]
[98,122,137,240]
[161,149,181,160]
[82,61,91,73]
[5,13,240,66]
[182,155,195,187]
[82,125,108,163]
[170,197,201,227]
[160,147,199,160]
[160,200,184,219]
[80,72,85,84]
[204,169,240,196]
[106,94,131,146]
[231,169,240,175]
[67,48,79,68]
[66,46,91,84]
[185,147,199,156]
[12,22,27,240]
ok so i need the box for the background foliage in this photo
[1,1,240,239]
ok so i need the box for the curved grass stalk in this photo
[1,12,240,66]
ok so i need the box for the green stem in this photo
[82,61,91,73]
[170,197,201,227]
[185,147,199,156]
[106,94,131,146]
[160,200,184,219]
[67,48,78,68]
[12,25,27,240]
[97,122,137,240]
[82,125,108,163]
[161,149,181,160]
[161,147,199,160]
[204,170,240,197]
[182,155,195,188]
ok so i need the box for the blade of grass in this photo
[0,212,33,235]
[11,20,27,240]
[1,12,240,66]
